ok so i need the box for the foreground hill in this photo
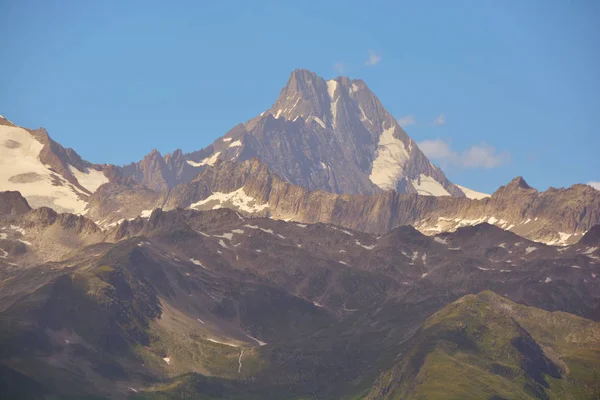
[1,192,599,399]
[366,291,600,400]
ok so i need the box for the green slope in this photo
[366,291,600,400]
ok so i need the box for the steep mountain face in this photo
[0,115,115,214]
[120,149,203,192]
[121,69,469,197]
[86,159,600,245]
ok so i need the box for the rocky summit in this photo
[120,69,469,197]
[1,69,600,400]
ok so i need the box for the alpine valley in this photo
[1,70,599,400]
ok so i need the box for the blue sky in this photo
[1,0,598,193]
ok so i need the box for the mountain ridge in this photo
[83,158,600,246]
[119,69,470,197]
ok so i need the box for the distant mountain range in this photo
[1,69,600,399]
[2,71,599,245]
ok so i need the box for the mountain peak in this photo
[509,176,531,189]
[288,68,319,85]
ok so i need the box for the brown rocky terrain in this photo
[119,69,466,197]
[85,159,600,246]
[1,190,599,399]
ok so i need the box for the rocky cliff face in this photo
[0,191,31,217]
[120,148,202,192]
[84,159,600,245]
[120,69,469,197]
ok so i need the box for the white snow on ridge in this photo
[222,137,232,142]
[369,123,410,191]
[310,116,326,129]
[456,184,490,200]
[412,174,451,197]
[525,246,537,254]
[206,338,240,347]
[355,240,375,250]
[186,152,221,167]
[190,187,269,214]
[0,124,88,214]
[326,79,338,100]
[68,165,109,193]
[228,140,242,148]
[140,209,153,218]
[190,259,205,267]
[434,237,448,245]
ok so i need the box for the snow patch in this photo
[412,174,451,197]
[68,165,108,193]
[525,247,537,254]
[544,277,552,283]
[186,152,221,167]
[369,123,410,191]
[456,184,490,200]
[222,137,232,142]
[0,124,88,213]
[311,117,326,129]
[190,187,269,214]
[434,237,448,245]
[9,225,25,235]
[140,209,153,218]
[206,338,239,347]
[228,140,242,148]
[582,247,598,255]
[356,240,375,250]
[163,357,171,365]
[326,79,338,100]
[190,259,205,267]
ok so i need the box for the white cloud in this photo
[365,50,381,66]
[431,113,446,126]
[333,61,345,74]
[461,143,510,168]
[418,139,510,169]
[588,181,600,191]
[397,115,416,126]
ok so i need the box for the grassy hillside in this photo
[366,291,600,400]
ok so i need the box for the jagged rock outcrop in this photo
[120,148,202,192]
[121,69,470,197]
[84,159,600,245]
[0,191,31,217]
